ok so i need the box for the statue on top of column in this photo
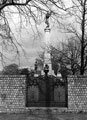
[45,11,51,29]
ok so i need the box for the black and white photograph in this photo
[0,0,87,120]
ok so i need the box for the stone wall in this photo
[68,75,87,112]
[1,75,87,113]
[0,75,26,113]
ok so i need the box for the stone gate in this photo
[26,75,68,107]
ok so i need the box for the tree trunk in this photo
[80,43,84,75]
[80,3,86,75]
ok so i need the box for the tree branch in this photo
[0,0,32,11]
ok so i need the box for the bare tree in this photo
[36,38,80,76]
[0,0,67,66]
[61,0,87,75]
[50,37,81,76]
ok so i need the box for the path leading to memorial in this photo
[0,112,87,120]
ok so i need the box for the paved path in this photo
[0,112,87,120]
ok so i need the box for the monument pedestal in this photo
[41,50,55,76]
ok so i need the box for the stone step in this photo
[25,107,68,114]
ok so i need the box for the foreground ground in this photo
[0,112,87,120]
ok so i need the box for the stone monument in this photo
[41,11,55,76]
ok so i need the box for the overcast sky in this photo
[4,20,65,70]
[0,0,72,70]
[14,22,65,69]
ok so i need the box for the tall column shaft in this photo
[41,28,55,76]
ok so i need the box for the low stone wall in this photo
[0,75,87,113]
[68,75,87,112]
[0,75,26,113]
